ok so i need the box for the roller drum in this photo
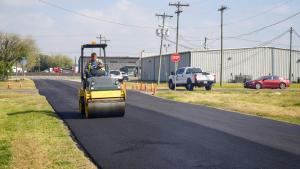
[87,100,125,117]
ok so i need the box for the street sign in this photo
[170,53,181,91]
[20,57,27,65]
[171,53,181,63]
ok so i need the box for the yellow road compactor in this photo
[79,43,126,118]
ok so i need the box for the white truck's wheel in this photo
[186,79,194,91]
[168,80,175,90]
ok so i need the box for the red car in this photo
[244,76,291,89]
[53,67,62,73]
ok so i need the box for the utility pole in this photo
[96,34,104,56]
[38,57,41,72]
[169,1,189,53]
[103,39,110,44]
[156,13,173,85]
[204,37,208,50]
[218,5,227,87]
[96,34,103,57]
[74,56,77,73]
[289,27,293,81]
[140,50,144,81]
[163,43,170,54]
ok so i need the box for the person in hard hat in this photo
[85,52,105,78]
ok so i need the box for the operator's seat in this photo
[86,69,106,79]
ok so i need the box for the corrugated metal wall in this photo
[141,52,191,81]
[141,47,300,82]
[191,47,300,82]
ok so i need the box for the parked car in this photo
[120,66,136,76]
[244,76,290,89]
[120,71,129,81]
[53,67,62,73]
[109,70,123,82]
[168,67,215,91]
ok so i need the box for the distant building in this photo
[11,66,26,73]
[141,47,300,83]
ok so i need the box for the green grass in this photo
[0,140,11,168]
[130,81,300,90]
[291,83,300,89]
[156,89,300,125]
[213,83,244,88]
[0,80,96,169]
[0,79,36,89]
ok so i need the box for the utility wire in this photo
[183,8,300,41]
[225,10,300,39]
[224,0,294,26]
[294,30,300,39]
[38,0,155,30]
[165,38,193,50]
[229,37,300,48]
[183,0,294,30]
[207,30,290,72]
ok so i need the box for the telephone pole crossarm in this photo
[169,1,189,53]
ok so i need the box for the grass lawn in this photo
[156,88,300,125]
[125,81,168,90]
[0,80,96,169]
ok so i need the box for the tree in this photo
[0,32,39,80]
[36,54,73,71]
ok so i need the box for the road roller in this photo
[78,43,126,118]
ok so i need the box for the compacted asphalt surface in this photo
[34,79,300,169]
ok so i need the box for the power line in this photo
[179,0,294,30]
[165,38,193,50]
[226,10,300,39]
[294,30,300,39]
[206,30,290,73]
[38,0,155,30]
[179,35,201,48]
[224,0,294,26]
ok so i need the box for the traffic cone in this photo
[7,81,11,89]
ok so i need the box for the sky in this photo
[0,0,300,59]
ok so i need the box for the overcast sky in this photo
[1,0,300,59]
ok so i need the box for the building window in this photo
[110,61,118,63]
[128,61,136,63]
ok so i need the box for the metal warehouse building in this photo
[141,47,300,82]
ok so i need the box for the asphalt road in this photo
[34,79,300,169]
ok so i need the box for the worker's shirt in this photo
[85,59,104,73]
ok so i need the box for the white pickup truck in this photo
[168,67,216,91]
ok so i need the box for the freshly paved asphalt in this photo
[34,79,300,169]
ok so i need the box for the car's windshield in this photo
[256,76,269,80]
[110,71,120,75]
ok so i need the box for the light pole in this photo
[140,50,144,81]
[163,43,170,81]
[289,27,293,81]
[218,5,227,86]
[297,59,300,83]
